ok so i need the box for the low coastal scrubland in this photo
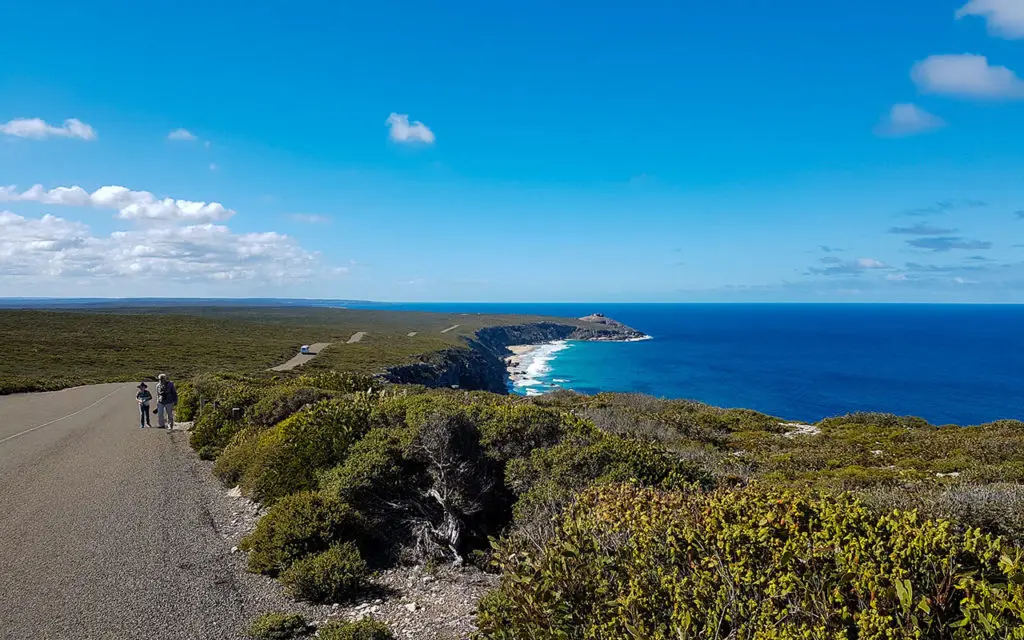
[181,366,1024,639]
[0,307,551,394]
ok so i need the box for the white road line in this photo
[0,386,123,446]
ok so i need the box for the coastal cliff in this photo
[382,315,647,393]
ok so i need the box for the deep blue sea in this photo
[355,303,1024,426]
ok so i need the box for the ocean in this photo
[363,303,1024,426]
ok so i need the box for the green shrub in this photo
[318,426,422,559]
[175,381,198,421]
[375,392,481,431]
[318,618,395,640]
[507,432,712,494]
[247,612,311,639]
[247,385,336,430]
[478,404,570,462]
[818,411,932,430]
[321,411,511,564]
[404,411,503,562]
[320,427,421,511]
[212,427,261,486]
[859,482,1024,545]
[188,406,236,457]
[240,400,373,504]
[240,491,367,575]
[504,431,715,550]
[293,371,376,394]
[279,541,367,603]
[478,483,1024,639]
[188,378,267,454]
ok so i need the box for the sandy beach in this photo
[505,344,543,386]
[505,342,574,395]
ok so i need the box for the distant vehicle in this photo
[300,345,311,355]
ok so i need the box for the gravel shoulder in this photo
[0,383,496,639]
[0,384,292,639]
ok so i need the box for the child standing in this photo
[137,382,153,428]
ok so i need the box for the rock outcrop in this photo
[382,315,647,393]
[571,313,648,341]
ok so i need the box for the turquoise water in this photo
[353,303,1024,425]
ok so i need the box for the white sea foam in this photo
[511,340,570,394]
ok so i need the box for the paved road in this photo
[0,383,270,639]
[346,332,367,344]
[268,342,331,372]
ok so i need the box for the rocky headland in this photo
[382,314,648,393]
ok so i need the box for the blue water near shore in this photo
[358,303,1024,425]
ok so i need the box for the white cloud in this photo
[957,0,1024,38]
[0,117,97,141]
[0,184,235,224]
[386,113,435,144]
[808,257,890,276]
[886,274,909,281]
[168,128,197,141]
[875,103,947,137]
[289,213,331,224]
[0,210,317,284]
[912,54,1024,99]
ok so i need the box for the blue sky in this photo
[2,0,1024,302]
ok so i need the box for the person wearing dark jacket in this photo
[156,374,178,430]
[136,383,153,428]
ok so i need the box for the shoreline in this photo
[505,334,652,395]
[505,341,570,395]
[505,343,554,394]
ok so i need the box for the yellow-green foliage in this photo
[188,377,270,455]
[292,371,376,394]
[247,612,311,639]
[477,483,1024,640]
[245,385,337,430]
[735,412,1024,489]
[185,377,1024,621]
[237,399,374,503]
[318,618,395,640]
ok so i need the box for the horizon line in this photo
[2,297,1024,306]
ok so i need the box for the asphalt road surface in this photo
[0,383,271,639]
[268,342,331,372]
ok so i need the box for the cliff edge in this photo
[382,314,647,393]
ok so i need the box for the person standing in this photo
[136,383,153,428]
[156,374,178,430]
